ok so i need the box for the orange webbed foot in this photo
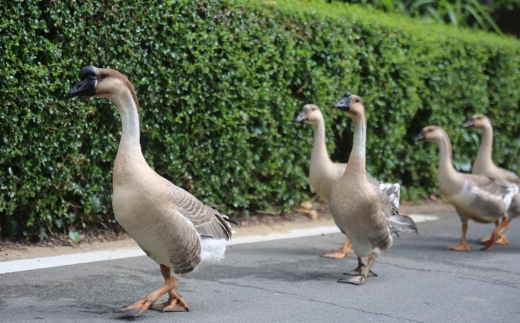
[320,239,354,259]
[150,293,190,313]
[116,299,154,317]
[337,276,366,285]
[320,250,350,259]
[481,239,498,251]
[479,235,509,245]
[446,244,470,251]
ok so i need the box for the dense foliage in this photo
[331,0,520,33]
[1,0,519,239]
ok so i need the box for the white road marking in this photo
[0,214,438,274]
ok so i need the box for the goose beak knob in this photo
[332,92,352,111]
[463,117,474,127]
[413,130,426,142]
[68,66,98,98]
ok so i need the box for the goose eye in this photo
[101,72,108,79]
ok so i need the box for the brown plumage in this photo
[69,66,231,316]
[328,92,416,286]
[464,114,520,245]
[295,104,405,259]
[414,125,518,251]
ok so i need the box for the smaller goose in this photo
[414,126,519,251]
[328,93,417,285]
[295,104,402,259]
[464,114,520,186]
[464,114,520,244]
[68,66,232,316]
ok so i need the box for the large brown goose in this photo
[295,104,401,259]
[414,125,519,251]
[68,66,232,316]
[328,93,417,285]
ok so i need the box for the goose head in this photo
[414,125,446,143]
[332,92,365,119]
[463,114,490,129]
[295,104,323,124]
[68,66,139,110]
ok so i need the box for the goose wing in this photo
[164,179,232,240]
[459,174,519,211]
[376,187,418,235]
[500,168,520,186]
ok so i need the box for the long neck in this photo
[436,134,456,176]
[311,117,333,166]
[111,92,141,148]
[475,125,493,167]
[343,115,366,179]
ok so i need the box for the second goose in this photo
[328,93,417,285]
[295,104,402,259]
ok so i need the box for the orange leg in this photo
[116,264,189,317]
[320,238,354,259]
[447,223,470,251]
[479,219,509,245]
[482,215,511,251]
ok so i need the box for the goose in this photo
[295,104,402,259]
[464,114,520,244]
[464,114,520,185]
[68,66,232,316]
[414,125,519,251]
[328,93,417,285]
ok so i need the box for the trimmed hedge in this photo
[1,0,520,239]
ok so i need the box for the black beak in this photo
[413,130,426,142]
[332,92,352,112]
[68,66,98,98]
[295,111,308,122]
[463,117,474,127]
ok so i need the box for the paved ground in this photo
[0,211,519,323]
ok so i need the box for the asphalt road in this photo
[1,212,519,323]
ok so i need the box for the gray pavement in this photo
[0,212,519,323]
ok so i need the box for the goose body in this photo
[464,114,520,244]
[295,104,402,259]
[414,125,518,251]
[69,66,231,316]
[328,93,417,285]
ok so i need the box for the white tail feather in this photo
[379,183,401,208]
[503,184,519,209]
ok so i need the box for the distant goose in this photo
[68,66,232,316]
[464,114,520,244]
[414,125,518,251]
